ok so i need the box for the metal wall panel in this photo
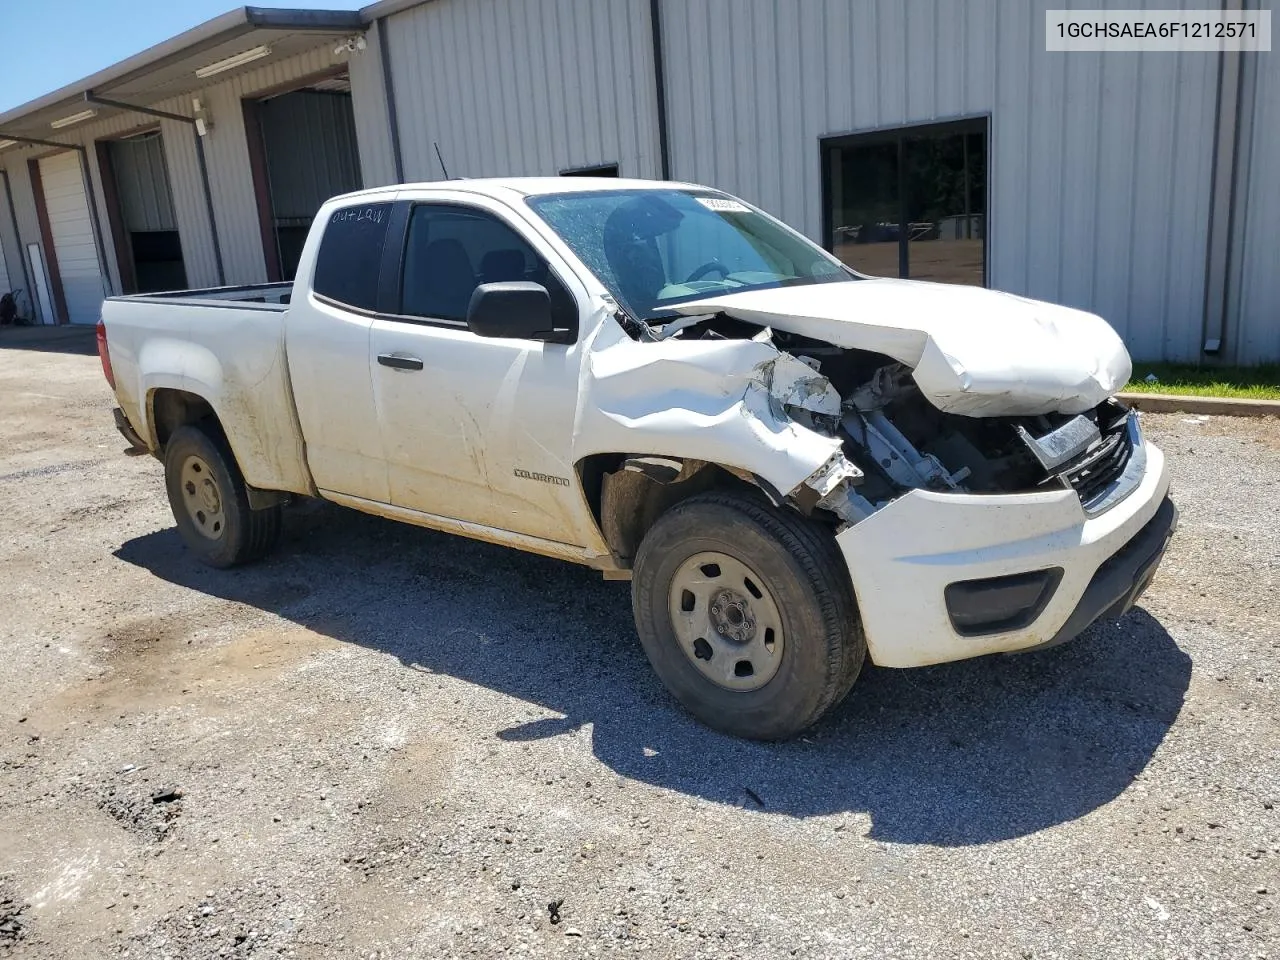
[67,106,171,293]
[383,0,663,180]
[107,134,179,233]
[55,105,224,289]
[3,2,1266,362]
[155,117,221,288]
[0,38,389,296]
[0,176,10,293]
[2,107,206,292]
[0,159,44,320]
[0,42,368,293]
[0,157,41,249]
[200,44,355,283]
[348,18,400,187]
[259,91,362,221]
[1231,48,1280,364]
[661,0,1220,362]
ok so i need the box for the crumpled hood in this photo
[675,279,1132,416]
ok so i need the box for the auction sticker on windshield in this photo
[696,197,752,214]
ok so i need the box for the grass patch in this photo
[1124,362,1280,400]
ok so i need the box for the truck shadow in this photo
[0,325,98,356]
[113,499,1190,847]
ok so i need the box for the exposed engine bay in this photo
[637,310,1140,529]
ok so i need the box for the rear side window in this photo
[313,203,393,311]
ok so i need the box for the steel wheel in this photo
[178,454,226,540]
[666,550,785,692]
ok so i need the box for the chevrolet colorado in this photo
[98,178,1176,739]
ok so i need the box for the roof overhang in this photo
[0,6,364,142]
[359,0,433,19]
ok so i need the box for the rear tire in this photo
[631,490,865,740]
[163,424,281,568]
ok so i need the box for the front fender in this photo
[574,317,842,495]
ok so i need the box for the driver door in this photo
[367,197,594,547]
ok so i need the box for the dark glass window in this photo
[560,163,620,177]
[129,231,187,293]
[312,202,393,311]
[823,118,987,286]
[399,204,574,328]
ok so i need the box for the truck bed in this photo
[108,282,293,308]
[101,282,312,498]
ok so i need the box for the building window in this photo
[560,163,619,177]
[822,118,987,286]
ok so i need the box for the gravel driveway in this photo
[0,329,1276,959]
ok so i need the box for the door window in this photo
[399,204,574,330]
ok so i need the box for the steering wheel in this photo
[684,260,731,283]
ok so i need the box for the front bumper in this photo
[1035,494,1176,650]
[835,438,1173,668]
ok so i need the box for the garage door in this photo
[38,151,106,324]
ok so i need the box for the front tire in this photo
[631,490,865,740]
[163,424,281,568]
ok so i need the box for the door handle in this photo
[377,354,424,371]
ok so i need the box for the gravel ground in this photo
[0,329,1276,960]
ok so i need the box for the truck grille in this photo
[1061,418,1135,510]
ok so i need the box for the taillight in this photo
[96,320,115,389]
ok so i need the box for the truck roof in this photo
[329,176,704,204]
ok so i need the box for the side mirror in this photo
[466,282,568,342]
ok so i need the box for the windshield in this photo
[525,189,855,322]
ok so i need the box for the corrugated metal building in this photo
[0,0,1274,364]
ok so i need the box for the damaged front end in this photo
[792,352,1145,527]
[580,298,1146,577]
[717,318,1169,669]
[624,310,1145,529]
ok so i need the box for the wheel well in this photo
[149,389,223,452]
[578,454,764,567]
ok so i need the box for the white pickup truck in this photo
[99,177,1176,740]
